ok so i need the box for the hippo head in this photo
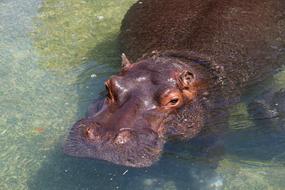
[64,51,213,167]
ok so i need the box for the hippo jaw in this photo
[64,53,210,167]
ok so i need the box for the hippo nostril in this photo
[114,130,133,145]
[83,126,101,141]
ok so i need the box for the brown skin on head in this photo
[64,53,212,167]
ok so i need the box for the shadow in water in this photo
[27,140,222,190]
[225,121,285,163]
[231,86,285,162]
[224,77,285,163]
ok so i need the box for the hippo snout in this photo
[64,118,165,167]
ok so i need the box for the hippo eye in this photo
[160,89,183,109]
[166,97,181,107]
[169,98,179,105]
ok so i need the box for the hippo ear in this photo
[177,71,195,89]
[121,53,132,70]
[177,70,196,100]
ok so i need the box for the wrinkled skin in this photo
[64,0,285,167]
[64,53,214,167]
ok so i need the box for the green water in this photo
[1,0,285,189]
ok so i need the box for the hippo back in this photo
[119,0,285,89]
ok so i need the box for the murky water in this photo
[1,0,285,189]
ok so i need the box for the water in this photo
[1,0,285,189]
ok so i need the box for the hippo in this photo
[64,0,285,167]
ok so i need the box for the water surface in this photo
[1,0,285,189]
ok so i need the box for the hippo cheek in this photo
[161,103,205,140]
[63,119,166,167]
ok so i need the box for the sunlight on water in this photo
[0,0,285,189]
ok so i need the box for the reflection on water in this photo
[0,0,285,189]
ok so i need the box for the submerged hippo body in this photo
[64,0,285,167]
